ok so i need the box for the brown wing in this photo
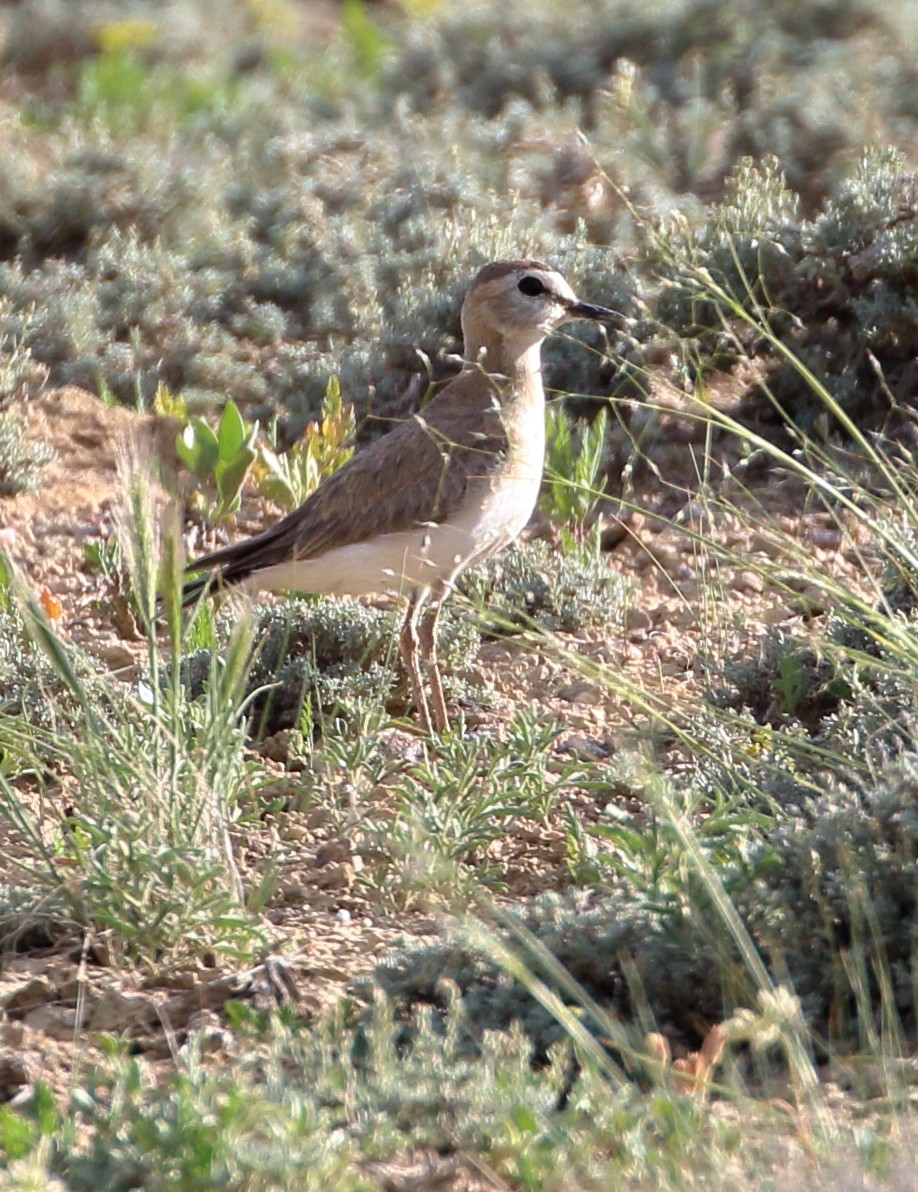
[184,373,506,596]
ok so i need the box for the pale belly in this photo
[242,465,542,600]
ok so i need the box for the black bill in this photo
[569,300,624,321]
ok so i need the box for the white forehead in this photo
[473,265,578,304]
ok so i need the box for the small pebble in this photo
[558,734,610,760]
[626,607,652,633]
[557,680,603,706]
[315,839,352,868]
[735,570,765,594]
[804,526,842,550]
[95,643,136,669]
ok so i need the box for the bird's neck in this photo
[463,329,545,401]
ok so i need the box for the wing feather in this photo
[184,376,506,597]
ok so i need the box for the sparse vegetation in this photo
[1,0,918,1187]
[461,534,631,635]
[0,416,54,496]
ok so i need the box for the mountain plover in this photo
[183,259,620,732]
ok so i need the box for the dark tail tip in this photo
[181,572,218,608]
[153,571,220,623]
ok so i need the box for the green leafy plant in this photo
[151,380,188,423]
[82,536,123,585]
[359,712,585,906]
[342,0,392,78]
[75,19,239,133]
[539,405,608,541]
[176,400,259,522]
[256,376,355,510]
[82,533,143,639]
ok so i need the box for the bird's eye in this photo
[517,276,545,297]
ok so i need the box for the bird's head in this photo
[461,259,621,366]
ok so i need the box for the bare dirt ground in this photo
[0,386,880,1097]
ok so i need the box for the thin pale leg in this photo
[418,598,448,733]
[400,591,433,733]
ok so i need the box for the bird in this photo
[182,259,620,733]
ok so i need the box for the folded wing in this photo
[182,381,506,603]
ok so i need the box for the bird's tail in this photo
[178,509,300,608]
[180,530,281,606]
[180,570,220,607]
[181,550,250,607]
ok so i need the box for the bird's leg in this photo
[418,598,449,733]
[400,592,433,733]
